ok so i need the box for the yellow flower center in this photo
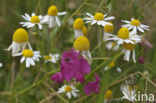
[30,16,40,23]
[74,36,90,51]
[64,86,72,92]
[108,61,115,68]
[128,86,133,91]
[13,28,29,43]
[73,18,84,30]
[22,49,34,57]
[123,43,135,50]
[83,26,88,36]
[104,90,113,100]
[112,42,116,47]
[94,13,104,20]
[104,22,114,33]
[44,55,52,60]
[48,5,58,16]
[131,19,140,26]
[117,27,129,39]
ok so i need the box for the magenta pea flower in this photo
[51,49,90,83]
[138,56,145,64]
[51,72,64,83]
[84,73,100,95]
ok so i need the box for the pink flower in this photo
[84,73,100,95]
[51,72,64,83]
[138,56,145,64]
[52,49,90,83]
[140,39,153,51]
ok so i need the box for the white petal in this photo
[121,20,131,24]
[104,16,115,21]
[58,11,67,15]
[55,16,61,27]
[38,24,42,30]
[132,50,136,63]
[20,57,25,63]
[137,26,144,32]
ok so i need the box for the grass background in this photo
[0,0,156,102]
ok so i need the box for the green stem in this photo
[15,69,59,97]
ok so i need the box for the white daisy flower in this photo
[106,41,120,51]
[74,36,92,64]
[0,62,3,68]
[104,90,113,103]
[44,53,59,63]
[103,22,114,42]
[14,49,41,68]
[58,85,79,99]
[122,18,149,34]
[6,28,32,56]
[73,18,84,38]
[122,43,136,63]
[104,61,122,72]
[84,12,115,27]
[121,85,136,101]
[20,13,48,30]
[45,5,67,28]
[107,27,142,45]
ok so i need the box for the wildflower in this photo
[103,22,114,42]
[45,5,67,28]
[73,18,84,38]
[58,85,79,99]
[84,73,100,95]
[20,13,48,30]
[51,72,64,83]
[121,85,136,101]
[122,43,137,63]
[104,22,120,51]
[106,41,120,51]
[60,49,90,83]
[7,28,32,56]
[107,27,142,45]
[122,18,149,34]
[44,53,59,63]
[104,61,122,72]
[104,90,113,103]
[14,49,41,68]
[0,62,3,68]
[82,26,88,36]
[73,36,92,64]
[138,56,145,64]
[84,12,115,26]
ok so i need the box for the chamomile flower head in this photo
[122,43,137,63]
[14,49,41,68]
[73,18,84,38]
[73,36,92,64]
[104,90,113,103]
[44,53,59,63]
[58,85,79,99]
[103,22,114,42]
[84,12,115,27]
[7,28,32,56]
[122,18,149,34]
[45,5,67,28]
[82,26,88,36]
[107,27,142,45]
[121,84,136,101]
[20,13,48,30]
[106,41,120,51]
[104,61,122,72]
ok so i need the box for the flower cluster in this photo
[5,3,151,101]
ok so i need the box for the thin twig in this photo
[45,83,69,103]
[39,93,57,103]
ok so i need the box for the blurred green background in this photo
[0,0,156,103]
